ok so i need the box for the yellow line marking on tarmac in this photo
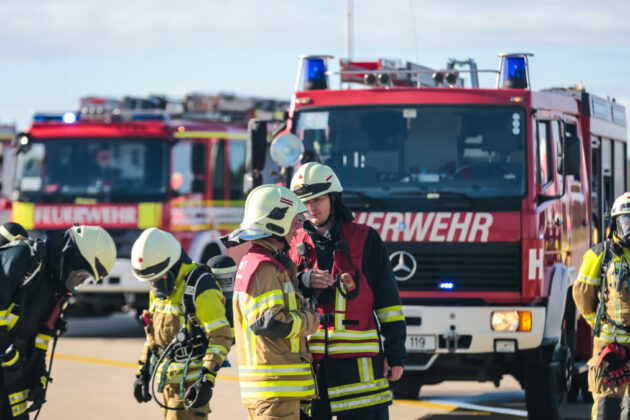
[393,399,458,411]
[53,353,240,382]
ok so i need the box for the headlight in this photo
[491,310,532,332]
[491,311,520,331]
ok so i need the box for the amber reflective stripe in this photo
[375,305,404,323]
[35,333,51,351]
[329,389,392,413]
[6,312,18,330]
[286,312,301,340]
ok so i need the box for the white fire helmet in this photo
[228,184,307,242]
[131,228,181,282]
[290,162,343,202]
[70,225,116,282]
[611,193,630,243]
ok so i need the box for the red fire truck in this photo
[11,93,287,316]
[245,53,628,419]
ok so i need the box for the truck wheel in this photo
[390,373,422,399]
[524,363,566,420]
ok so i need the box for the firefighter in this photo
[131,228,233,420]
[574,192,630,419]
[289,162,407,420]
[0,222,28,247]
[224,184,320,420]
[0,224,116,419]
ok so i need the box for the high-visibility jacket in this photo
[233,239,319,405]
[573,238,630,348]
[139,261,232,387]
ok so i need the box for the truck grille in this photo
[387,242,521,293]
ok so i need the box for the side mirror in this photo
[247,119,268,173]
[191,143,206,175]
[564,136,581,180]
[12,132,32,155]
[269,133,304,167]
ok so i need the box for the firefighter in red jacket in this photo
[289,162,407,420]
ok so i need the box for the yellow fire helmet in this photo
[131,227,181,282]
[290,162,343,202]
[70,225,117,282]
[228,184,307,242]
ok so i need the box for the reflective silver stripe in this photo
[233,290,247,302]
[239,365,311,376]
[376,307,404,323]
[330,390,392,412]
[577,273,600,285]
[328,378,389,397]
[8,390,28,404]
[150,301,184,315]
[206,345,228,357]
[335,288,346,330]
[203,318,230,333]
[35,334,51,350]
[358,358,370,383]
[283,282,295,293]
[11,401,28,416]
[241,384,314,392]
[244,291,284,319]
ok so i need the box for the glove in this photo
[27,376,47,413]
[184,371,213,409]
[1,345,23,388]
[133,369,151,403]
[596,343,630,386]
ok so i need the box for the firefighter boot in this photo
[595,396,622,420]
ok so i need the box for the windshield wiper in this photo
[395,189,476,206]
[342,190,388,210]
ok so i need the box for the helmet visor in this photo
[292,182,331,199]
[617,214,630,240]
[149,272,176,299]
[65,270,94,293]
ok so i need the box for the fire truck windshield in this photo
[14,138,168,203]
[295,105,526,206]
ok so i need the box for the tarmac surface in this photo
[34,312,592,420]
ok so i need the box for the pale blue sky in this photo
[1,0,629,132]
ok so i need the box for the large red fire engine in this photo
[10,93,287,316]
[245,53,628,419]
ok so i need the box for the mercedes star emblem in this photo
[389,250,417,281]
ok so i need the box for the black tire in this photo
[390,373,422,399]
[524,363,566,420]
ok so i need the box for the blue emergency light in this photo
[303,57,328,90]
[439,281,454,290]
[33,112,77,123]
[497,53,532,90]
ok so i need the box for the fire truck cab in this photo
[11,94,287,316]
[245,54,627,419]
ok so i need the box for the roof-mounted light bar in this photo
[496,53,533,90]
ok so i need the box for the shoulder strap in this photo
[182,265,218,323]
[595,240,613,337]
